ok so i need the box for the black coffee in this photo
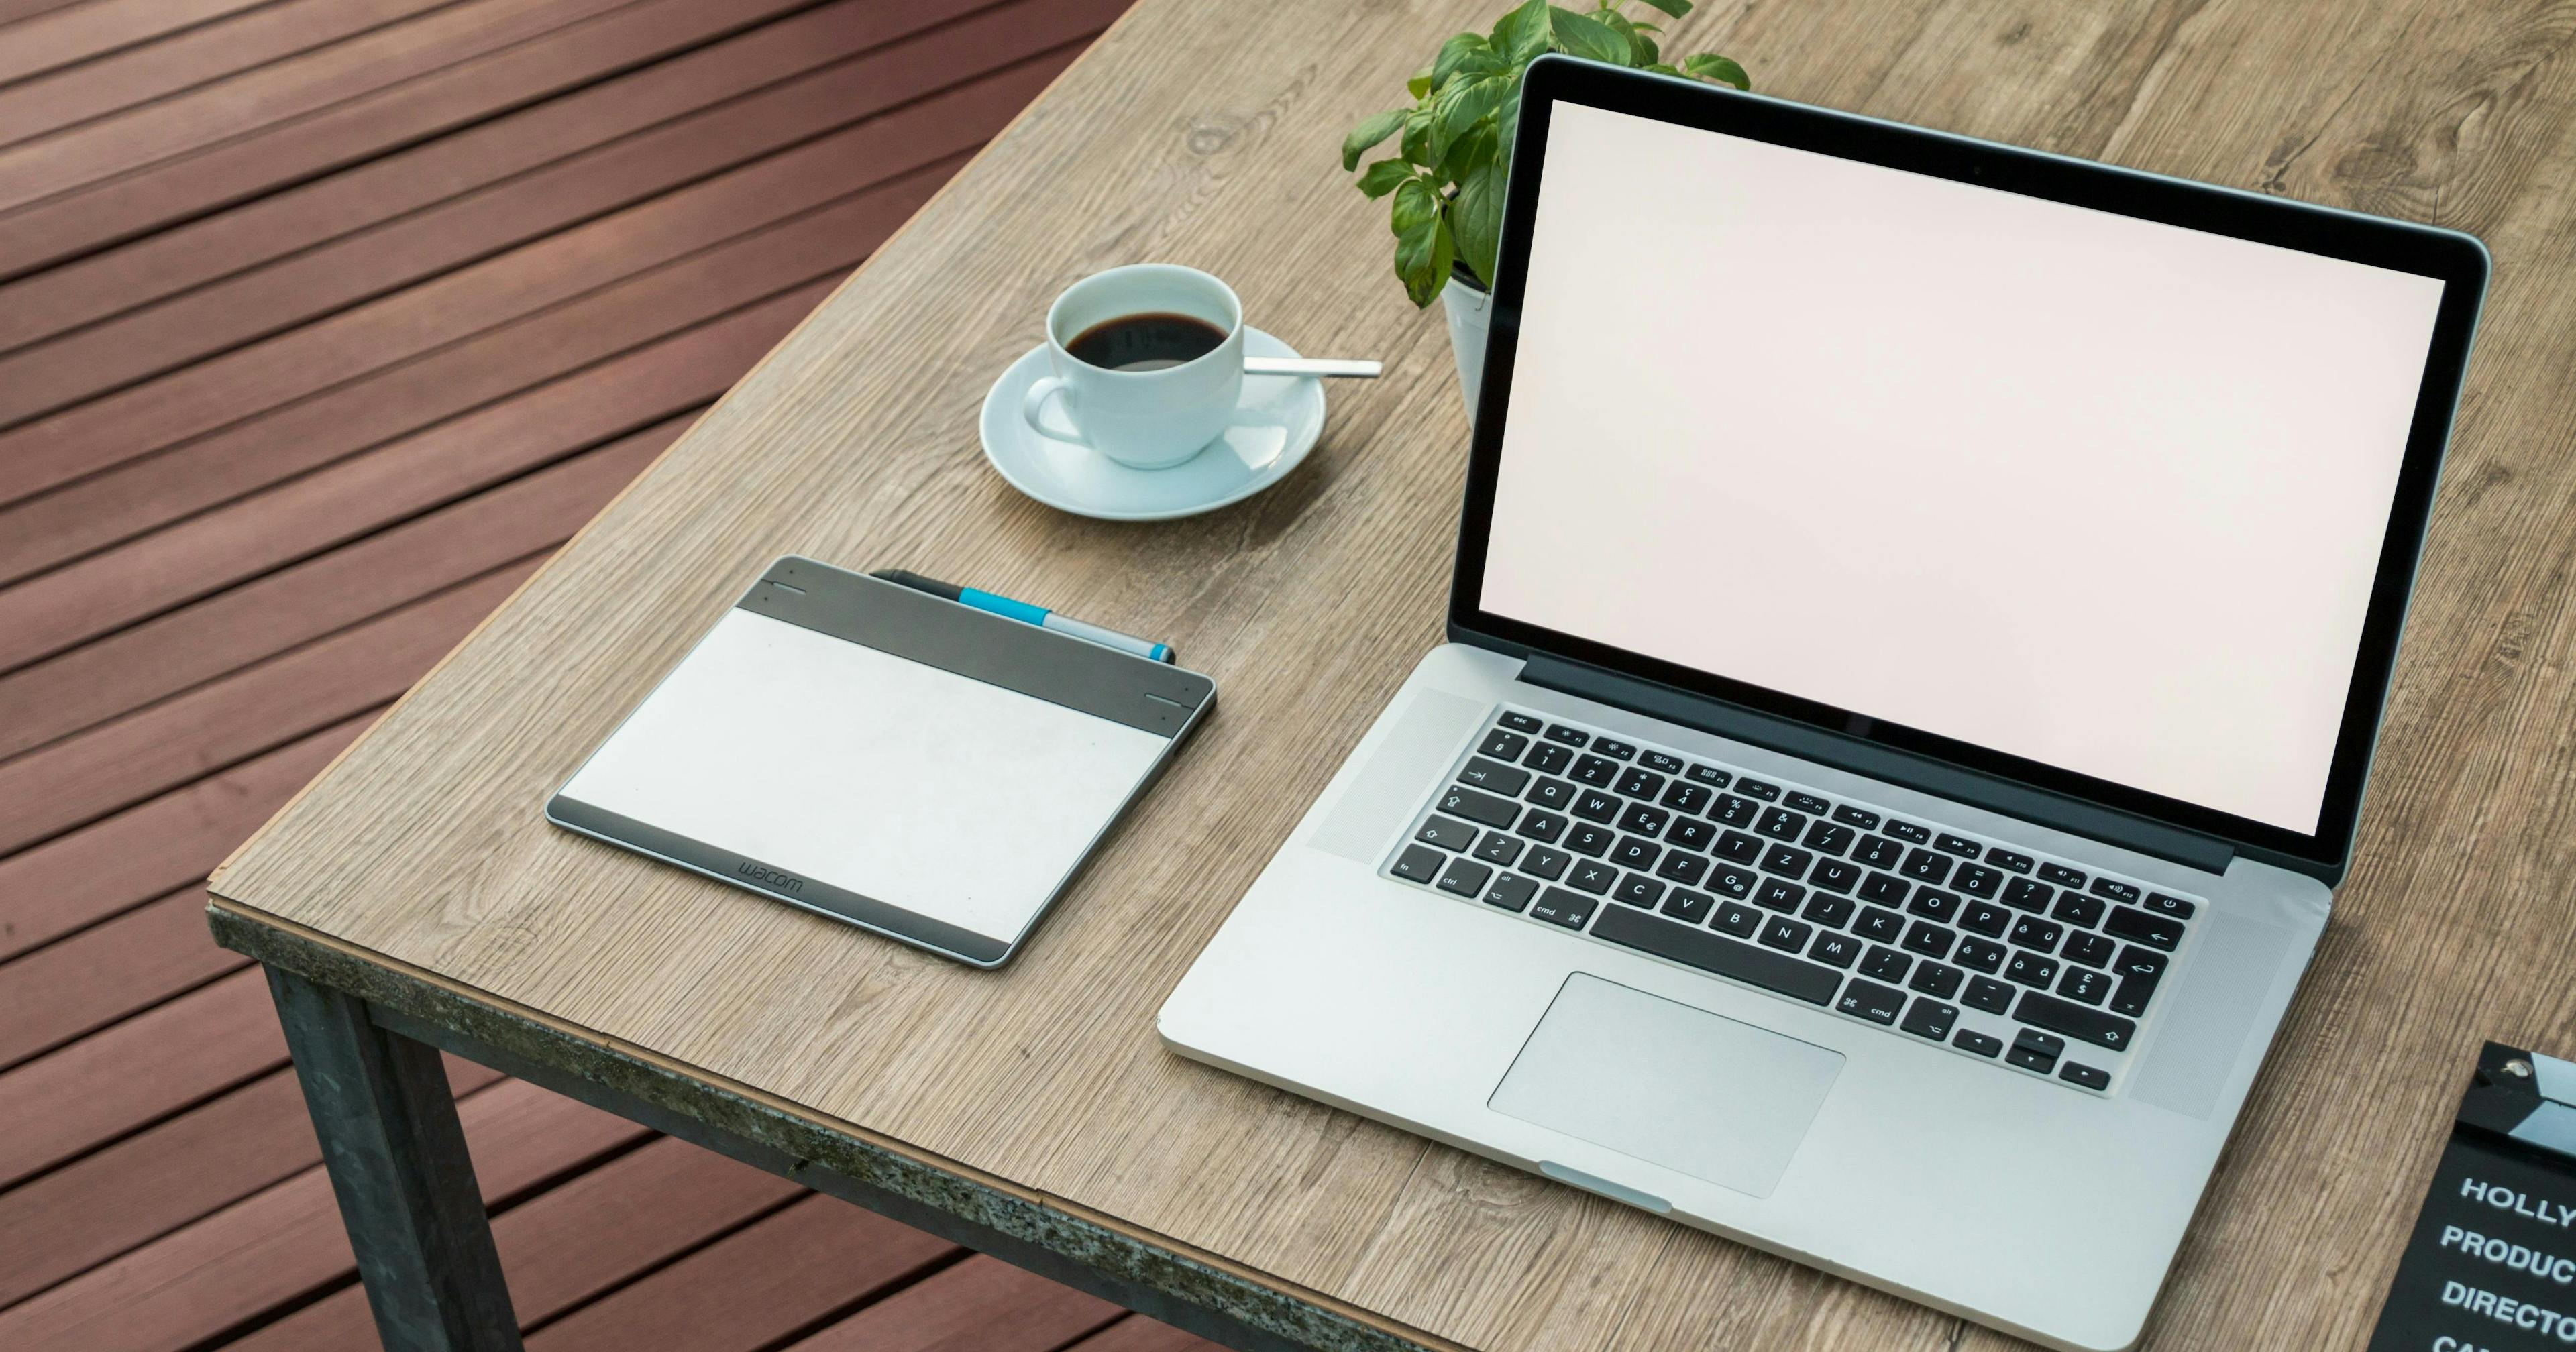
[1065,312,1226,371]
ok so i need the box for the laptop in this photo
[1159,56,2487,1352]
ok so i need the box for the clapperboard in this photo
[2370,1042,2576,1351]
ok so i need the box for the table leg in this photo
[267,965,523,1352]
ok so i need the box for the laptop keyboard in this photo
[1385,708,2200,1094]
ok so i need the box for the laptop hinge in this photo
[1519,653,2237,877]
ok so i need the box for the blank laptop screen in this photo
[1481,102,2448,835]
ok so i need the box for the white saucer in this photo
[979,327,1325,521]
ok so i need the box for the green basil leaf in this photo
[1681,52,1751,89]
[1491,0,1552,64]
[1548,6,1631,64]
[1629,27,1660,64]
[1391,177,1454,307]
[1643,62,1682,76]
[1452,156,1506,288]
[1356,158,1413,199]
[1340,109,1409,172]
[1438,74,1509,139]
[1399,105,1435,167]
[1634,0,1692,16]
[1436,121,1496,186]
[1407,64,1434,99]
[1432,32,1504,89]
[1494,72,1525,164]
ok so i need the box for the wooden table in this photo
[206,0,2576,1348]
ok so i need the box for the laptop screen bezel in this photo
[1446,56,2489,877]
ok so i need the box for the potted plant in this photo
[1340,0,1748,408]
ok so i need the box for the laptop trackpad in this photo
[1489,973,1843,1199]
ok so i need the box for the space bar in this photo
[1591,906,1841,1006]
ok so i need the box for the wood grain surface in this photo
[206,0,2576,1348]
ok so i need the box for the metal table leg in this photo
[267,965,523,1352]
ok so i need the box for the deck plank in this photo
[0,0,272,85]
[0,1058,503,1308]
[786,1256,1126,1351]
[0,886,244,1070]
[1064,1316,1230,1352]
[0,1077,649,1352]
[233,1135,806,1350]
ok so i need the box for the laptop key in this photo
[1758,915,1813,952]
[1568,859,1617,894]
[1854,906,1905,943]
[2004,951,2059,988]
[1571,754,1619,787]
[2060,1062,2110,1092]
[2038,862,2087,888]
[1900,848,1953,885]
[1530,886,1597,929]
[1907,961,1964,1000]
[1862,945,1911,984]
[1479,729,1531,760]
[1572,789,1621,824]
[1960,900,2011,937]
[1900,998,1959,1041]
[1907,887,1962,924]
[2090,877,2143,903]
[1436,858,1492,897]
[1900,920,1955,960]
[1499,711,1545,734]
[1457,756,1531,795]
[2014,991,2137,1051]
[1610,836,1660,870]
[1786,791,1832,815]
[2063,931,2116,969]
[1854,834,1905,869]
[1483,874,1538,912]
[1709,864,1757,899]
[1474,832,1523,866]
[2143,892,2197,921]
[1656,850,1711,886]
[1661,781,1713,815]
[1953,863,2002,899]
[1836,979,1906,1025]
[1642,750,1686,774]
[2108,946,2168,1017]
[2057,966,2114,1006]
[2104,906,2185,951]
[1753,878,1805,912]
[1668,818,1717,851]
[1953,1028,2004,1058]
[1803,822,1856,856]
[1933,832,1982,857]
[1521,846,1571,881]
[1858,871,1910,905]
[1964,975,2016,1015]
[1591,904,1841,1005]
[1526,776,1576,809]
[1615,767,1665,799]
[1542,724,1590,747]
[1592,737,1638,761]
[1756,807,1807,841]
[1761,843,1814,879]
[1735,777,1782,802]
[1809,860,1862,894]
[1810,932,1862,969]
[1713,900,1762,938]
[1615,874,1666,909]
[1712,794,1759,826]
[1516,811,1568,844]
[1686,764,1731,788]
[1525,742,1574,775]
[1984,847,2035,874]
[2051,891,2106,928]
[1714,830,1764,864]
[1391,844,1444,885]
[1618,803,1671,837]
[1661,887,1714,925]
[2008,1029,2063,1074]
[1833,805,1882,830]
[1417,815,1479,850]
[1884,820,1931,844]
[2008,915,2063,952]
[1802,893,1855,929]
[1565,824,1614,856]
[1440,786,1518,829]
[1955,936,2008,973]
[2002,877,2053,913]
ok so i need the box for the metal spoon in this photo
[1243,357,1381,379]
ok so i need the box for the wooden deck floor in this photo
[0,2,1228,1349]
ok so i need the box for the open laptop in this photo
[1160,56,2487,1351]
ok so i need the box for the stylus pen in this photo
[871,569,1175,663]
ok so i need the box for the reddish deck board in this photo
[0,1,1143,1349]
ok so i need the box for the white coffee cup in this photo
[1022,264,1245,469]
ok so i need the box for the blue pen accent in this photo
[870,569,1176,663]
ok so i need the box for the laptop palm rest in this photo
[1490,973,1843,1200]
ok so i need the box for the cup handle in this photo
[1022,376,1086,445]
